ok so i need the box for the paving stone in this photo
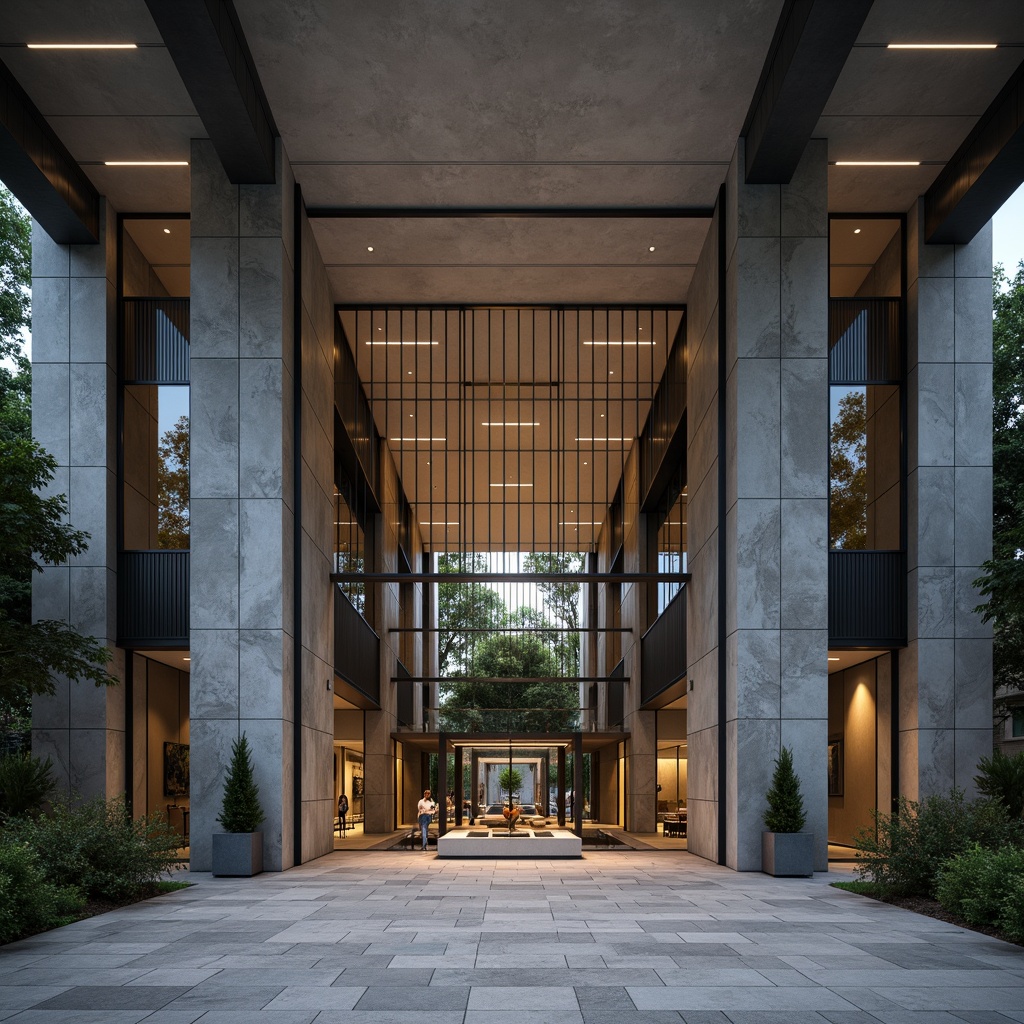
[356,985,470,1009]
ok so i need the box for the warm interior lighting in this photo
[390,437,446,442]
[183,656,191,661]
[163,228,171,234]
[834,161,921,167]
[28,42,138,49]
[420,522,459,526]
[853,228,861,234]
[489,482,533,487]
[481,422,540,427]
[887,43,997,49]
[104,161,189,167]
[576,437,630,442]
[560,521,600,526]
[828,657,840,662]
[366,340,437,346]
[648,246,656,252]
[583,340,655,346]
[367,246,374,252]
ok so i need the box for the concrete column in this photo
[900,203,993,798]
[31,204,126,800]
[188,138,317,871]
[723,139,830,871]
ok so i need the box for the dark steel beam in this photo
[145,0,276,183]
[0,57,99,243]
[925,58,1024,244]
[743,0,874,184]
[332,572,691,584]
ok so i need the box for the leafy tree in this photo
[763,746,807,833]
[217,734,265,833]
[498,767,522,798]
[157,414,190,548]
[436,552,506,676]
[829,389,867,549]
[522,551,584,673]
[976,262,1024,705]
[0,441,116,697]
[0,186,115,701]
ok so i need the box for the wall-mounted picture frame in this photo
[352,773,364,799]
[164,741,190,798]
[827,737,843,797]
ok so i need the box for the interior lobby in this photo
[4,0,1015,872]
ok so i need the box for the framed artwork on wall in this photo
[352,774,364,799]
[827,737,843,797]
[164,742,190,798]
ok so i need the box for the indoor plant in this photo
[212,733,265,877]
[761,746,813,877]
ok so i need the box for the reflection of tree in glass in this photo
[522,552,584,675]
[830,391,866,549]
[157,415,189,549]
[437,553,506,677]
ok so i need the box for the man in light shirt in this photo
[417,789,435,851]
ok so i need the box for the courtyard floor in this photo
[1,850,1023,1024]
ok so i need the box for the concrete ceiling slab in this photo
[294,162,728,209]
[327,266,695,306]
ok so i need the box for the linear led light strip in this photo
[481,422,540,427]
[420,521,459,526]
[489,483,533,487]
[833,161,920,167]
[560,521,601,526]
[583,341,656,346]
[390,437,446,442]
[366,340,438,345]
[28,42,138,49]
[576,437,631,442]
[887,43,996,49]
[104,161,189,167]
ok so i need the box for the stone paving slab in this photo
[1,849,1023,1023]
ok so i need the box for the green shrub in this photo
[854,790,1023,898]
[937,843,1024,940]
[5,796,181,902]
[0,753,55,819]
[218,733,265,833]
[0,840,83,943]
[763,746,807,833]
[975,749,1024,818]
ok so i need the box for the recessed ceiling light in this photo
[853,228,861,234]
[833,161,921,167]
[367,246,374,252]
[583,461,588,465]
[407,370,412,375]
[28,42,138,49]
[649,246,656,252]
[887,43,997,49]
[103,161,188,167]
[609,370,614,375]
[163,227,171,234]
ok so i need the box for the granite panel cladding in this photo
[780,628,827,720]
[727,629,781,721]
[780,499,826,630]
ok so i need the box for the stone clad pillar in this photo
[901,203,993,798]
[188,138,302,871]
[723,139,829,871]
[31,204,126,800]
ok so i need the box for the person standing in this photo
[417,789,435,851]
[338,792,349,836]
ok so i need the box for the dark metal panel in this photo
[396,661,414,728]
[640,317,688,510]
[925,58,1024,244]
[744,0,874,184]
[828,299,901,384]
[640,586,687,707]
[0,57,99,243]
[334,587,381,708]
[828,550,907,647]
[123,298,190,384]
[309,206,715,219]
[117,551,189,647]
[145,0,276,184]
[607,660,625,729]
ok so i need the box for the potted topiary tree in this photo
[212,733,265,877]
[761,746,813,877]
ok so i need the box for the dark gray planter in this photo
[761,831,813,877]
[212,831,263,877]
